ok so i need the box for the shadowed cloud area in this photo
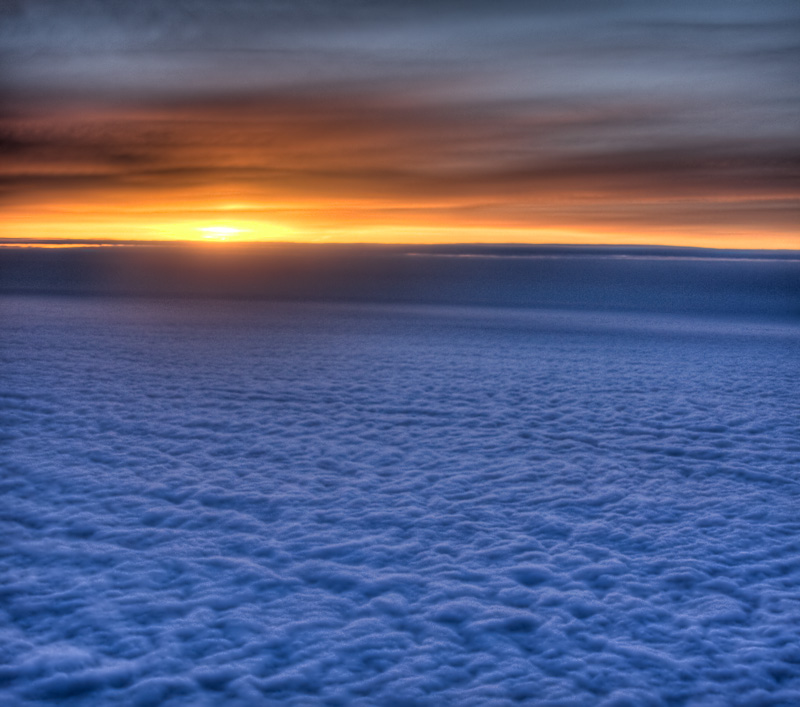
[1,0,799,244]
[1,244,799,318]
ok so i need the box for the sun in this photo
[179,220,292,242]
[198,225,245,241]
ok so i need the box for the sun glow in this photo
[198,226,245,240]
[181,220,293,243]
[0,197,798,249]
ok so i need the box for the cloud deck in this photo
[2,291,799,705]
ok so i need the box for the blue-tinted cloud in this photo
[1,290,800,704]
[2,245,799,317]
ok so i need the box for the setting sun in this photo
[198,226,245,241]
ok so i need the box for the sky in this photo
[1,0,798,248]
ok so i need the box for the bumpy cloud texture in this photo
[2,284,799,704]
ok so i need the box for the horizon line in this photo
[1,238,799,257]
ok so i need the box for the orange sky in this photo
[2,101,795,249]
[2,97,795,249]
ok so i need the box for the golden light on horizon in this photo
[2,212,799,250]
[0,189,797,250]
